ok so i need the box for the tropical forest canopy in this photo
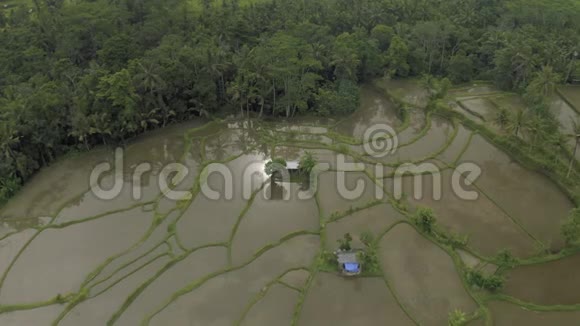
[0,0,579,204]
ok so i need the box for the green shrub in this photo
[357,245,381,274]
[335,143,350,154]
[483,274,505,292]
[299,151,317,175]
[337,233,353,251]
[318,250,338,272]
[264,157,287,176]
[413,207,436,234]
[440,231,469,249]
[315,79,360,116]
[465,269,504,292]
[448,309,468,326]
[495,249,518,268]
[0,175,21,206]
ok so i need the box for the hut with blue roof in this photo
[336,250,362,276]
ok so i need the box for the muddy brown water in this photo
[488,301,580,325]
[240,284,299,326]
[379,224,477,325]
[0,207,152,304]
[335,85,401,139]
[459,135,574,250]
[558,86,580,112]
[375,78,430,108]
[386,171,538,258]
[459,98,498,121]
[0,81,577,325]
[325,203,403,250]
[300,273,414,326]
[380,116,453,164]
[148,235,319,326]
[503,254,580,305]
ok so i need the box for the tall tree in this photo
[567,119,580,178]
[526,65,562,98]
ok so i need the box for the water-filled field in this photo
[0,81,578,325]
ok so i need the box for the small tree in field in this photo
[494,106,510,131]
[338,233,353,251]
[265,158,286,176]
[358,230,380,274]
[299,151,317,175]
[448,309,467,326]
[466,269,504,292]
[413,207,436,234]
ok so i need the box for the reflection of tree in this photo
[189,139,204,163]
[235,124,262,154]
[268,180,284,200]
[275,146,301,160]
[206,133,230,161]
[299,177,311,192]
[2,217,44,232]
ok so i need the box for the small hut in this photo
[336,250,362,276]
[286,161,300,174]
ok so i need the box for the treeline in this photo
[1,0,579,204]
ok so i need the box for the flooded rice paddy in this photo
[451,83,580,160]
[0,81,578,325]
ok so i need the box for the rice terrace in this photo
[1,79,579,325]
[1,0,580,325]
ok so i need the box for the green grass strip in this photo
[106,242,226,326]
[0,294,71,314]
[141,232,316,325]
[484,293,580,312]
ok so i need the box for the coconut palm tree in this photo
[134,62,169,125]
[528,65,562,98]
[134,62,166,95]
[331,48,360,81]
[494,106,510,131]
[0,122,20,164]
[506,108,529,138]
[567,119,580,178]
[526,114,548,153]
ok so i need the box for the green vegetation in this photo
[562,208,580,246]
[317,250,338,273]
[0,1,580,322]
[357,231,381,275]
[568,120,580,177]
[0,98,578,323]
[421,75,452,103]
[495,249,518,269]
[298,152,317,176]
[337,233,353,251]
[0,0,580,205]
[264,158,286,176]
[412,207,437,234]
[448,309,468,326]
[465,269,505,292]
[438,230,469,250]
